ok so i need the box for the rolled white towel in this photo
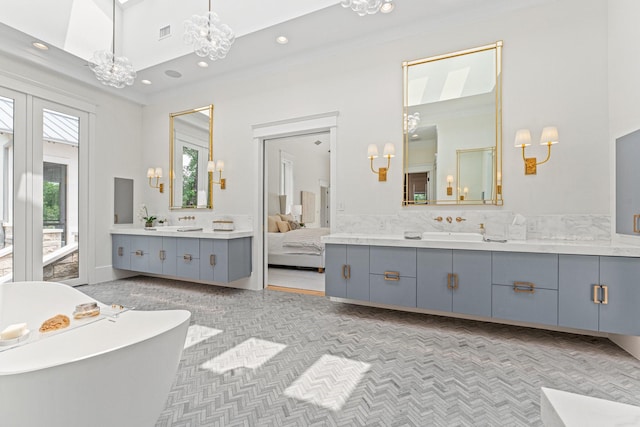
[1,323,27,340]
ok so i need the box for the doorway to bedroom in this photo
[264,131,330,295]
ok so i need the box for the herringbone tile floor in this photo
[79,277,640,426]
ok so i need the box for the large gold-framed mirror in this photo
[402,41,503,205]
[169,105,214,209]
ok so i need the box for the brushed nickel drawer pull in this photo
[634,214,640,233]
[384,271,400,281]
[593,285,601,304]
[183,254,193,262]
[513,281,535,293]
[135,250,143,256]
[160,250,166,261]
[210,254,216,266]
[601,284,609,305]
[117,247,123,257]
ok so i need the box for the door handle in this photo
[384,271,400,281]
[592,284,601,304]
[634,214,640,233]
[601,285,608,305]
[160,250,166,261]
[183,254,192,262]
[210,254,216,266]
[341,264,351,279]
[117,246,123,256]
[447,273,453,289]
[513,281,535,293]
[135,250,143,256]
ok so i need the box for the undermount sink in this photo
[421,231,484,242]
[148,225,203,232]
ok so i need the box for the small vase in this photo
[145,221,154,228]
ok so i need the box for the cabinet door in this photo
[599,257,640,335]
[558,254,600,331]
[130,235,150,272]
[162,237,177,276]
[176,238,200,280]
[325,244,369,300]
[616,130,640,236]
[147,236,164,274]
[227,237,252,282]
[112,234,130,270]
[452,250,492,317]
[346,245,370,301]
[417,248,452,312]
[211,240,229,283]
[325,244,347,297]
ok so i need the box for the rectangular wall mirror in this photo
[169,105,213,209]
[402,41,503,205]
[114,177,133,224]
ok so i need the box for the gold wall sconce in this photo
[147,167,164,193]
[446,175,454,196]
[515,127,559,175]
[367,143,395,182]
[207,160,226,190]
[460,186,468,201]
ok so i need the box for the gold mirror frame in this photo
[402,41,503,206]
[169,105,214,209]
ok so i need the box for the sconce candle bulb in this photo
[209,159,226,190]
[368,143,395,181]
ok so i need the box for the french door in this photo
[0,87,88,285]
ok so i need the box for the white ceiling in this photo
[0,0,550,105]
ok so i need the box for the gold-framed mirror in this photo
[402,41,503,205]
[169,105,214,209]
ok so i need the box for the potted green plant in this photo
[138,204,156,228]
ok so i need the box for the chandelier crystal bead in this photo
[341,0,393,16]
[89,0,136,88]
[184,1,235,61]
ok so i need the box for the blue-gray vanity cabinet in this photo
[112,234,131,270]
[148,236,177,276]
[369,246,416,308]
[559,254,640,336]
[417,249,492,317]
[491,252,559,326]
[615,129,640,236]
[176,238,200,280]
[200,237,252,283]
[325,244,370,300]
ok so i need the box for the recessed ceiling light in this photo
[164,70,182,78]
[380,1,395,13]
[197,61,209,68]
[276,36,289,45]
[141,79,152,85]
[32,42,48,50]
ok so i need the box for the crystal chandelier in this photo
[184,0,235,61]
[341,0,395,16]
[89,0,136,88]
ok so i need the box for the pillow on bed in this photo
[279,213,295,222]
[268,215,280,232]
[288,221,302,230]
[276,221,291,233]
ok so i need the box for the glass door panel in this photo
[0,95,14,282]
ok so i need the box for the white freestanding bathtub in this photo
[0,281,191,427]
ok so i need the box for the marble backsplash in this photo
[334,211,612,242]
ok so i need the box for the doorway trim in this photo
[252,112,338,290]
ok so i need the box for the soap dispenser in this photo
[479,223,486,241]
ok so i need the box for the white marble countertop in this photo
[322,233,640,257]
[111,227,253,239]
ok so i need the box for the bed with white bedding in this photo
[268,227,329,272]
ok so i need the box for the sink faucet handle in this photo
[434,216,443,222]
[456,217,466,222]
[446,216,453,223]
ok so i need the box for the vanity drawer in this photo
[492,252,558,290]
[492,283,558,326]
[370,246,416,277]
[370,273,416,308]
[177,238,200,259]
[176,238,200,280]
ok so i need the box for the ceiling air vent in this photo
[159,25,171,40]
